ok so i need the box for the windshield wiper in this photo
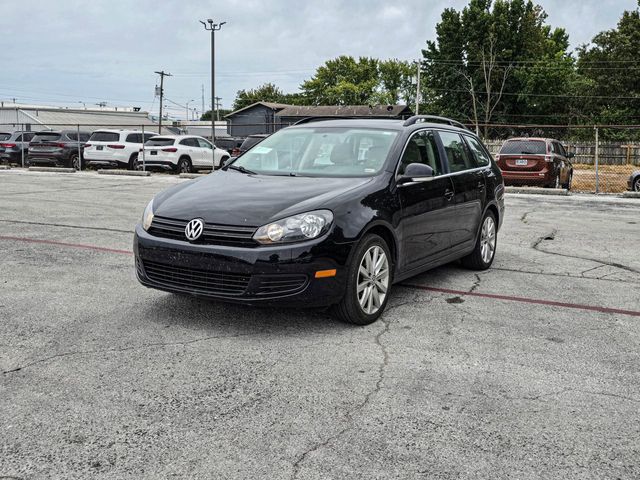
[226,164,256,175]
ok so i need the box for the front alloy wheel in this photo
[461,210,497,270]
[357,245,390,315]
[634,177,640,192]
[332,234,393,325]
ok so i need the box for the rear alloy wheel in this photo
[332,234,392,325]
[177,157,192,174]
[70,154,81,170]
[461,211,497,270]
[634,177,640,192]
[128,153,139,170]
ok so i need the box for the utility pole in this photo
[200,19,226,164]
[415,61,421,115]
[214,97,223,121]
[201,84,205,119]
[155,70,172,134]
[186,99,195,123]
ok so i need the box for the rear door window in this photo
[125,133,143,143]
[438,131,474,173]
[500,140,547,155]
[464,135,491,167]
[89,132,120,142]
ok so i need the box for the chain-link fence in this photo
[1,121,638,193]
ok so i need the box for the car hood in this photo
[154,170,374,226]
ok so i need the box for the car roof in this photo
[148,134,203,139]
[91,129,150,134]
[285,118,472,134]
[505,137,556,142]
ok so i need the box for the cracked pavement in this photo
[1,171,639,479]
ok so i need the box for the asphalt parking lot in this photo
[1,170,639,479]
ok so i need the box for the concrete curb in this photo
[622,191,640,199]
[0,165,11,170]
[179,173,208,179]
[505,186,569,196]
[28,167,75,173]
[98,169,151,177]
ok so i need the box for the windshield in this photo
[90,131,120,142]
[231,127,399,177]
[0,133,11,141]
[500,140,547,155]
[32,133,62,142]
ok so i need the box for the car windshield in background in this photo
[232,127,398,177]
[0,133,11,141]
[500,140,547,155]
[145,138,175,147]
[89,132,119,142]
[32,133,62,142]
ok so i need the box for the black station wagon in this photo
[134,116,505,325]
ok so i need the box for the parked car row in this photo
[0,129,230,173]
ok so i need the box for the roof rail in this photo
[403,115,468,130]
[292,116,353,126]
[292,115,402,126]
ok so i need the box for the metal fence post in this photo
[77,124,82,171]
[594,126,599,194]
[141,124,146,172]
[21,123,25,168]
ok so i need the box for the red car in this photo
[496,137,574,189]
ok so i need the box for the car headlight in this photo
[253,210,333,244]
[142,199,154,231]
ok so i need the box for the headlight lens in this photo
[142,199,154,231]
[253,210,333,244]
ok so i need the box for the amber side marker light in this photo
[314,269,337,278]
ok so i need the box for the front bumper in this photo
[134,224,354,307]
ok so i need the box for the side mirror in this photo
[398,163,434,184]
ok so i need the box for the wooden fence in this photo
[484,140,640,166]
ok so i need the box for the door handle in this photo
[444,189,454,201]
[477,181,485,190]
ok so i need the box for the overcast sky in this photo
[0,0,636,118]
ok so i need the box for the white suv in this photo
[84,130,158,169]
[138,135,230,173]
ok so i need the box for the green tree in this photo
[232,83,288,111]
[200,109,232,121]
[377,59,416,105]
[300,56,380,105]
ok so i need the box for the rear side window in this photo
[90,132,120,142]
[23,133,35,142]
[500,140,546,155]
[145,138,175,146]
[125,133,143,143]
[179,138,198,147]
[464,135,491,167]
[439,131,474,173]
[197,138,212,149]
[143,133,156,141]
[398,130,442,175]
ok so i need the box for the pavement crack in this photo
[520,210,534,224]
[290,317,392,479]
[0,219,132,234]
[469,273,482,293]
[2,332,257,375]
[522,388,639,404]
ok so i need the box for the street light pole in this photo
[200,19,226,168]
[186,99,194,123]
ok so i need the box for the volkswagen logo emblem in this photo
[185,218,204,241]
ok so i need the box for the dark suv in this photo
[496,137,574,189]
[27,130,91,169]
[0,131,37,165]
[134,116,504,325]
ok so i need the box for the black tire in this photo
[177,157,192,174]
[634,177,640,192]
[69,154,81,170]
[461,210,497,271]
[331,234,393,326]
[128,153,139,170]
[220,156,230,168]
[562,171,573,190]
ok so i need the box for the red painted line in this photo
[402,283,640,317]
[0,235,132,255]
[2,234,638,317]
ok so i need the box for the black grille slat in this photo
[255,274,307,296]
[142,260,250,296]
[149,216,257,247]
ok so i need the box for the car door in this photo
[438,130,485,251]
[554,141,570,184]
[196,137,215,168]
[396,129,455,272]
[179,138,199,166]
